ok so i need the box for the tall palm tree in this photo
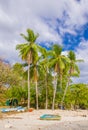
[49,44,68,110]
[39,47,50,109]
[61,51,83,109]
[16,29,39,109]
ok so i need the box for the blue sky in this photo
[0,0,88,84]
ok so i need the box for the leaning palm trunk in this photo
[35,81,38,110]
[52,74,57,110]
[28,64,30,109]
[61,76,70,109]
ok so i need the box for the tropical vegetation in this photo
[0,28,88,110]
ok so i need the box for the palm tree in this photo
[16,29,39,109]
[49,44,68,110]
[39,47,50,109]
[61,51,83,109]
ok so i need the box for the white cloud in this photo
[76,39,88,62]
[63,0,88,27]
[0,8,13,25]
[74,39,88,84]
[0,0,88,84]
[0,40,21,64]
[59,27,77,36]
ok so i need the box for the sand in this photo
[0,109,88,130]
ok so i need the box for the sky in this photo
[0,0,88,84]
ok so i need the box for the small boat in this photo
[40,114,61,120]
[1,106,26,112]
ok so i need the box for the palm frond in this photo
[20,33,29,41]
[76,59,84,62]
[27,29,39,42]
[68,51,76,61]
[52,44,62,55]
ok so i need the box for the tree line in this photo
[0,28,88,110]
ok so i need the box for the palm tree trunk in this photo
[61,76,70,109]
[28,64,30,109]
[52,75,57,110]
[45,72,48,109]
[35,81,38,110]
[52,87,56,110]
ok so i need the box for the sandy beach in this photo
[0,109,88,130]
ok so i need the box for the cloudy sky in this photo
[0,0,88,84]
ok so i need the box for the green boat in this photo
[40,114,61,120]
